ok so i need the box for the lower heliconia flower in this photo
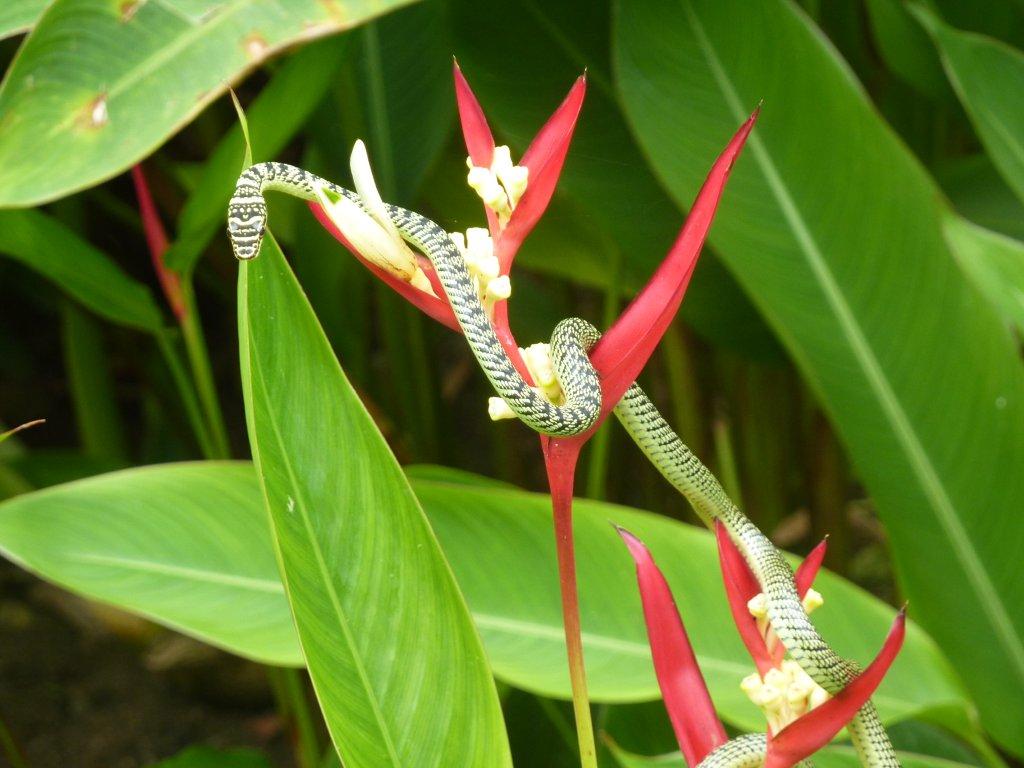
[619,524,906,768]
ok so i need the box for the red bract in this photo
[618,527,727,766]
[131,164,185,321]
[454,61,586,273]
[309,204,460,332]
[764,610,905,768]
[589,110,758,417]
[715,522,827,671]
[794,536,828,597]
[623,525,906,768]
[716,521,774,676]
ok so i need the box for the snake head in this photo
[227,203,267,261]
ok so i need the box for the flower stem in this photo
[544,437,598,768]
[268,667,322,768]
[155,328,218,460]
[179,279,231,459]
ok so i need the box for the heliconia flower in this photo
[716,523,827,675]
[305,69,756,767]
[617,527,727,767]
[309,143,461,332]
[763,609,904,768]
[454,61,586,273]
[621,524,906,768]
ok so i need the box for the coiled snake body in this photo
[229,163,898,768]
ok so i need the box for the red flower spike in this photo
[309,202,461,332]
[498,75,587,271]
[131,165,185,321]
[794,538,828,598]
[453,60,496,168]
[590,110,758,416]
[715,521,774,676]
[764,609,907,768]
[618,527,728,766]
[453,61,501,238]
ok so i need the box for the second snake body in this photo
[228,162,898,768]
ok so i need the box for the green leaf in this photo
[863,0,951,99]
[416,479,966,732]
[344,2,455,204]
[0,462,971,734]
[615,0,1024,752]
[237,237,510,767]
[0,208,164,331]
[913,6,1024,208]
[942,214,1024,337]
[936,155,1024,242]
[0,462,297,665]
[163,34,352,273]
[149,746,272,768]
[0,0,416,207]
[0,0,46,39]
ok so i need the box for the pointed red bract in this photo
[309,202,461,332]
[454,60,496,168]
[768,537,830,667]
[764,609,906,768]
[590,110,758,415]
[794,538,828,598]
[619,527,727,766]
[131,164,185,321]
[453,61,500,238]
[715,521,774,675]
[499,75,586,271]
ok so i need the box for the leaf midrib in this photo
[248,312,403,766]
[68,552,284,593]
[679,0,1024,683]
[45,0,248,137]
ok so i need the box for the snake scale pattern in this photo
[228,162,899,768]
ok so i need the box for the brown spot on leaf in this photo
[77,93,109,130]
[242,32,268,61]
[119,0,145,21]
[318,0,347,24]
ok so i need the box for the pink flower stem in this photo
[543,436,598,768]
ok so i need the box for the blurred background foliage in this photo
[1,0,1023,766]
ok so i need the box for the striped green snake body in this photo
[229,162,898,768]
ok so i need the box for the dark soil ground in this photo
[0,561,297,768]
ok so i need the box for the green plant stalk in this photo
[179,278,230,459]
[154,329,218,460]
[358,21,441,461]
[0,716,27,768]
[536,695,580,758]
[62,302,128,462]
[278,667,322,768]
[586,265,623,501]
[712,416,743,504]
[403,304,441,461]
[661,322,703,458]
